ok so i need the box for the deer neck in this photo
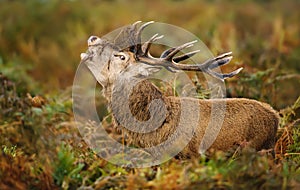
[102,83,113,102]
[105,77,164,123]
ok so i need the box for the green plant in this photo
[280,96,300,127]
[2,145,17,157]
[53,144,84,189]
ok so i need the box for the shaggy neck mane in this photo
[104,79,165,121]
[102,78,182,149]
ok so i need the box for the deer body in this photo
[81,21,279,158]
[106,79,278,158]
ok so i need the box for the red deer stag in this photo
[80,21,279,159]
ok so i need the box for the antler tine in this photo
[136,21,154,43]
[164,40,198,60]
[134,21,155,55]
[211,55,233,68]
[132,20,142,27]
[225,67,243,78]
[215,51,232,59]
[202,54,233,70]
[173,49,201,62]
[160,47,176,58]
[206,67,243,80]
[142,33,164,55]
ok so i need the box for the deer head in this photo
[80,21,242,94]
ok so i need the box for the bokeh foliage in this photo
[0,0,300,189]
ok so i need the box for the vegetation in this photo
[0,0,299,189]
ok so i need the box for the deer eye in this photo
[119,55,126,60]
[114,53,126,61]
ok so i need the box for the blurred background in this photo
[0,0,299,109]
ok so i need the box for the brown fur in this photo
[109,79,279,158]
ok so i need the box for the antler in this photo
[129,21,243,80]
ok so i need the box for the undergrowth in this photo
[1,68,300,189]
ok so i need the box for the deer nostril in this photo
[91,36,97,42]
[88,36,101,46]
